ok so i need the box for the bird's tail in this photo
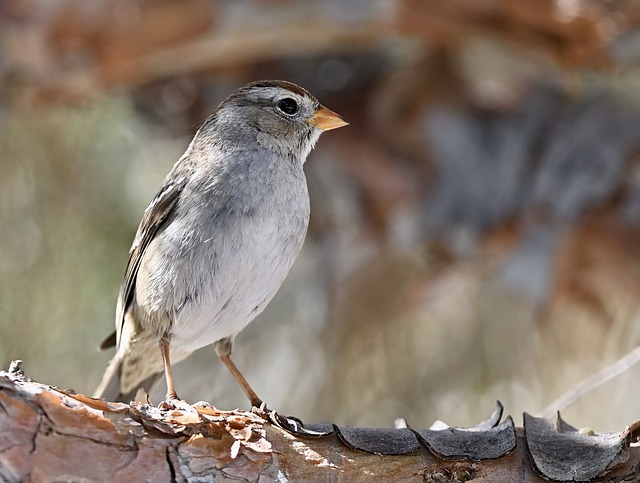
[94,354,162,403]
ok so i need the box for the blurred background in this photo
[2,0,640,432]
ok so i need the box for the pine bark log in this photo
[1,368,638,482]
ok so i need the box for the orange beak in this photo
[309,106,348,131]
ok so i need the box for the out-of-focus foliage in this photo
[2,0,640,430]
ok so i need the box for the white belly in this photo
[171,209,306,352]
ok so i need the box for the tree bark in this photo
[1,366,638,482]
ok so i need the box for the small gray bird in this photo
[95,80,347,405]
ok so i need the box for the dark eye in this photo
[277,98,298,115]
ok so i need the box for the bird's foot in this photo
[247,400,333,438]
[191,400,228,416]
[250,399,269,416]
[158,395,194,413]
[192,400,215,411]
[266,410,333,438]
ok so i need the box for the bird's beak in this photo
[309,106,348,131]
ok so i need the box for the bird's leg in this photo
[159,336,179,401]
[219,353,264,408]
[213,339,322,437]
[214,337,264,409]
[158,336,198,413]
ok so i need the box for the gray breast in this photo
[134,149,310,353]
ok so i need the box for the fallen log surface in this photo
[0,362,638,482]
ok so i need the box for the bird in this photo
[94,80,347,406]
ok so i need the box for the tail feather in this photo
[94,355,162,403]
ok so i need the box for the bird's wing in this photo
[100,167,190,350]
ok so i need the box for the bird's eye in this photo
[277,98,298,115]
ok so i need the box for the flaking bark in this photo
[1,366,638,482]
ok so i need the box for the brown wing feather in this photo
[113,177,187,347]
[98,330,117,350]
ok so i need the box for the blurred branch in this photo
[5,0,640,102]
[101,23,386,88]
[538,345,640,418]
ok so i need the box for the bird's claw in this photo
[158,396,195,413]
[264,409,334,438]
[192,400,215,410]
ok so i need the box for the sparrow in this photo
[94,80,347,405]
